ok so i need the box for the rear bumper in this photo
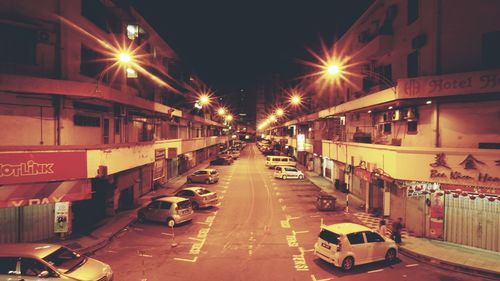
[314,244,340,267]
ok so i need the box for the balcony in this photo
[356,35,393,60]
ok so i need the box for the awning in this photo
[0,180,91,208]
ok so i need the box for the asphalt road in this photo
[94,144,485,281]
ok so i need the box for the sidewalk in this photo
[298,164,500,279]
[53,160,212,255]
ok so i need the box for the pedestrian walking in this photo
[378,219,388,237]
[392,217,403,244]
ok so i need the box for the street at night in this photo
[92,145,488,281]
[1,1,500,281]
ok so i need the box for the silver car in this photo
[274,166,304,180]
[175,187,219,209]
[138,197,193,226]
[187,169,219,184]
[0,243,113,280]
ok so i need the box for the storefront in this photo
[0,151,91,242]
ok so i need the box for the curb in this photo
[398,247,500,280]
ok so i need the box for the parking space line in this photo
[367,269,384,273]
[174,257,198,263]
[405,264,419,267]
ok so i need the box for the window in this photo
[407,51,419,78]
[319,230,340,244]
[347,232,365,245]
[407,0,419,25]
[81,0,120,33]
[0,24,36,65]
[103,118,109,144]
[20,258,49,277]
[482,31,500,68]
[73,115,100,127]
[80,45,107,79]
[281,158,288,162]
[114,118,121,134]
[160,202,172,209]
[407,120,418,134]
[148,201,160,209]
[196,189,211,195]
[0,257,18,275]
[383,123,392,134]
[365,231,385,243]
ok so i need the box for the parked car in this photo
[138,196,193,226]
[228,149,240,159]
[210,156,233,165]
[266,156,297,168]
[0,243,113,281]
[314,222,398,271]
[187,169,219,184]
[175,187,219,209]
[274,166,304,179]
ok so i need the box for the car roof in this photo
[155,196,190,203]
[322,223,372,235]
[179,186,209,192]
[0,243,62,259]
[197,169,216,172]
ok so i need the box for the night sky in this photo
[131,1,373,101]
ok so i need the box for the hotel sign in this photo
[398,70,500,99]
[0,152,87,184]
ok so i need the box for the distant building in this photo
[0,0,226,242]
[267,0,500,252]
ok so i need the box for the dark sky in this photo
[131,1,373,96]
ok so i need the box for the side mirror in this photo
[38,271,50,278]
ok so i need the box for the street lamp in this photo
[276,108,284,117]
[198,94,210,106]
[290,95,302,106]
[225,114,233,122]
[217,107,226,116]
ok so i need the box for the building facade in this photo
[265,0,500,252]
[0,0,226,242]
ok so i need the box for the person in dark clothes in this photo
[392,217,403,244]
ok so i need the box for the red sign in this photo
[0,180,91,208]
[440,183,500,195]
[0,152,87,184]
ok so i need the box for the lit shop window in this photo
[127,24,139,40]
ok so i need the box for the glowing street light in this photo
[276,108,284,117]
[269,115,277,122]
[290,95,302,106]
[217,107,226,116]
[198,94,210,106]
[225,114,233,122]
[326,63,341,76]
[117,52,132,64]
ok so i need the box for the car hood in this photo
[64,257,111,281]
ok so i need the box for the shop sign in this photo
[153,148,166,180]
[406,182,440,197]
[54,202,69,233]
[0,152,87,185]
[297,134,305,152]
[440,184,500,196]
[399,70,500,99]
[429,153,500,191]
[167,148,177,159]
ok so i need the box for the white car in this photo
[274,166,304,180]
[314,223,397,271]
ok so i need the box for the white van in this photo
[266,156,296,168]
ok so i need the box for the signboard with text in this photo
[54,202,70,233]
[0,152,87,184]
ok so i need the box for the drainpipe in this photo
[436,0,442,75]
[435,103,440,148]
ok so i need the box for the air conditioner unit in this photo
[392,110,401,121]
[405,107,418,120]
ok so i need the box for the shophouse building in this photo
[0,0,227,242]
[266,0,500,252]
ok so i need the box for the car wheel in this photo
[166,218,175,227]
[138,212,146,223]
[341,256,354,271]
[282,175,287,180]
[205,179,211,184]
[192,201,199,210]
[385,248,397,263]
[298,175,304,180]
[187,178,192,184]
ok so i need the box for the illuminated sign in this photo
[297,134,305,151]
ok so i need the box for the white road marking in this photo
[174,257,198,263]
[281,205,287,211]
[310,215,321,218]
[105,250,118,253]
[367,269,384,273]
[161,232,174,236]
[138,253,153,258]
[132,227,144,231]
[311,275,333,281]
[286,215,300,220]
[278,198,284,203]
[405,264,419,267]
[293,230,309,235]
[281,220,291,228]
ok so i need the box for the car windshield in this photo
[210,171,218,175]
[319,229,340,245]
[196,188,211,195]
[43,247,86,273]
[177,200,191,209]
